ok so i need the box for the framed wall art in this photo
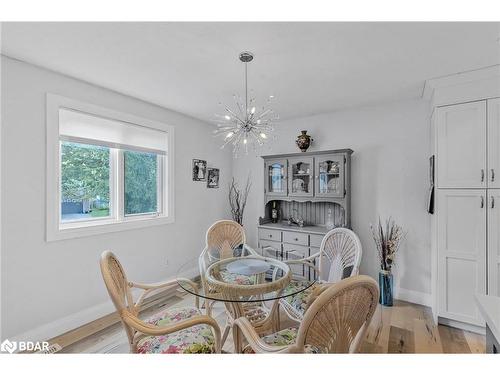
[192,159,207,181]
[207,168,220,188]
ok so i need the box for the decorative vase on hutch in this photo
[295,130,313,152]
[378,270,393,306]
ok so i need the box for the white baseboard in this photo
[9,297,117,346]
[394,287,432,307]
[438,317,486,335]
[8,266,199,346]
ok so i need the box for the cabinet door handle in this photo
[481,196,484,208]
[481,169,485,182]
[492,196,495,209]
[492,169,495,182]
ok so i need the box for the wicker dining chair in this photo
[199,220,259,310]
[198,220,261,345]
[100,251,221,354]
[280,228,363,322]
[233,275,379,354]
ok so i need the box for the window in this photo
[124,150,158,216]
[47,94,174,241]
[61,141,111,222]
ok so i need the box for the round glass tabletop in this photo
[176,254,317,303]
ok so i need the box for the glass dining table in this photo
[176,250,318,341]
[176,252,317,303]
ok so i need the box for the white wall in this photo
[232,98,432,300]
[0,56,232,340]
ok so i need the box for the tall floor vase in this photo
[378,270,393,306]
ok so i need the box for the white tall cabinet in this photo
[434,97,500,329]
[436,101,487,188]
[436,189,486,325]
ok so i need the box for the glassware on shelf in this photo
[318,160,341,194]
[291,160,311,194]
[329,162,339,174]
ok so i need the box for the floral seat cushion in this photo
[243,327,321,353]
[281,276,355,319]
[220,270,256,285]
[280,280,315,318]
[137,307,216,354]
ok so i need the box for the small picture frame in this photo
[192,159,207,181]
[207,168,220,188]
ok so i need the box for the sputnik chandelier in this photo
[213,51,278,157]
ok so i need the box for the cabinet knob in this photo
[294,238,299,241]
[492,169,495,182]
[492,196,495,209]
[269,234,272,238]
[481,169,485,182]
[481,196,484,208]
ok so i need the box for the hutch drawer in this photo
[282,242,309,257]
[282,243,310,279]
[258,228,282,242]
[283,231,309,246]
[259,239,282,255]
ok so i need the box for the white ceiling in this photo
[2,22,500,121]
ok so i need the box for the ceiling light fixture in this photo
[213,51,278,157]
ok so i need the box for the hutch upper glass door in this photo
[265,159,287,197]
[288,156,314,197]
[315,154,345,198]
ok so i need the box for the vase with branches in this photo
[228,176,251,226]
[370,217,406,306]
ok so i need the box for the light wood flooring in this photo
[57,292,485,354]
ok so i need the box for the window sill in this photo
[46,215,174,242]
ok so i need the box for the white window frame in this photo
[46,94,175,241]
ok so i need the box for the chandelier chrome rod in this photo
[245,61,248,119]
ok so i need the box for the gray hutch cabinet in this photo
[258,149,353,280]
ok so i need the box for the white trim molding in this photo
[394,287,432,307]
[438,317,485,335]
[423,64,500,107]
[46,93,175,241]
[8,294,119,347]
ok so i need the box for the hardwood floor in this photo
[361,300,485,353]
[57,294,485,354]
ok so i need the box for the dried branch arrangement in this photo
[370,217,406,272]
[228,176,252,225]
